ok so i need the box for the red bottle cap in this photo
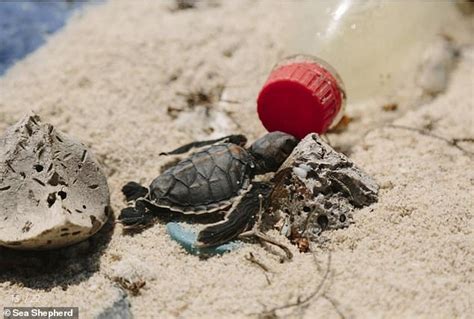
[257,58,345,139]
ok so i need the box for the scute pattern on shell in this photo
[149,143,253,214]
[0,114,110,250]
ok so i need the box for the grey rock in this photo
[0,113,110,249]
[265,134,378,242]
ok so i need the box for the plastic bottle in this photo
[256,1,467,138]
[285,1,464,103]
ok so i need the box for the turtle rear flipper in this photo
[196,182,271,247]
[122,181,148,202]
[118,207,146,227]
[160,134,247,156]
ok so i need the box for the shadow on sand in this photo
[0,211,115,290]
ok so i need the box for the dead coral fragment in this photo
[266,134,378,243]
[0,113,110,250]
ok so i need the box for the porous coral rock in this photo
[0,113,110,249]
[266,134,378,244]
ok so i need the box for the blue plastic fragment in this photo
[166,222,241,256]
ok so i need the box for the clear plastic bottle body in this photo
[285,1,464,104]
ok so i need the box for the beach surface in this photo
[0,1,473,318]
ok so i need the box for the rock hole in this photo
[20,172,26,179]
[317,215,329,230]
[25,124,33,136]
[60,233,69,237]
[81,150,87,162]
[47,193,56,207]
[34,164,44,172]
[324,202,332,209]
[22,221,32,233]
[82,205,87,209]
[72,231,81,236]
[48,173,59,186]
[6,162,16,173]
[0,185,11,191]
[88,184,99,189]
[55,134,63,143]
[35,141,44,150]
[173,0,197,10]
[48,172,67,186]
[104,206,110,216]
[303,206,311,212]
[33,178,45,186]
[38,148,45,159]
[306,170,319,179]
[61,228,69,231]
[339,214,346,223]
[312,186,320,195]
[75,209,83,214]
[58,191,67,200]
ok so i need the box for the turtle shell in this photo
[149,143,254,214]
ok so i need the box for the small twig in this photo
[239,195,294,261]
[246,252,270,272]
[259,251,332,316]
[323,294,347,319]
[368,124,474,157]
[453,137,474,145]
[245,252,272,285]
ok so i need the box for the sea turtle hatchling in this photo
[118,131,298,254]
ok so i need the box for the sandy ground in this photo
[0,1,473,318]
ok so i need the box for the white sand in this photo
[0,1,473,318]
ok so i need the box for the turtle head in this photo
[249,131,298,174]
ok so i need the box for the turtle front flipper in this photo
[118,198,169,231]
[122,181,148,202]
[118,200,151,228]
[159,134,247,156]
[195,182,272,248]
